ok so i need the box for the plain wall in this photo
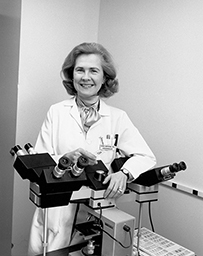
[99,0,203,255]
[0,1,21,255]
[99,0,203,192]
[12,1,100,255]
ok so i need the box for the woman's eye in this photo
[75,68,84,73]
[91,69,98,74]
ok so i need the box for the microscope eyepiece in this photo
[58,156,72,170]
[24,143,37,155]
[53,156,72,178]
[161,161,187,176]
[77,156,89,168]
[10,145,25,156]
[71,156,89,177]
[179,161,187,171]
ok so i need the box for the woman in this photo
[28,42,156,255]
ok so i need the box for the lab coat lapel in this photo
[88,100,110,129]
[99,99,111,117]
[69,98,83,129]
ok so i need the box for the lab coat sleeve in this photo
[117,111,156,180]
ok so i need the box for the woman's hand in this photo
[63,148,97,165]
[102,171,127,198]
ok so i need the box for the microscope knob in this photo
[94,170,107,182]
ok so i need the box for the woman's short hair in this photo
[61,42,119,97]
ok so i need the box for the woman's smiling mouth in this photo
[80,83,94,88]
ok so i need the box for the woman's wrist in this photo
[120,168,130,180]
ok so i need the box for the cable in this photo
[98,226,132,249]
[148,201,155,232]
[95,204,132,248]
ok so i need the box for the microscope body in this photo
[13,150,185,256]
[11,144,187,256]
[12,152,136,256]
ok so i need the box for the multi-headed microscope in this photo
[11,144,186,256]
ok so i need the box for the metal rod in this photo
[43,208,48,256]
[137,203,143,255]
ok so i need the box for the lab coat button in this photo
[86,139,91,144]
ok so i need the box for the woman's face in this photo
[73,54,105,103]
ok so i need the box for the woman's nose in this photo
[82,71,90,80]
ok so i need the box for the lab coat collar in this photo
[63,97,82,128]
[99,99,111,116]
[63,97,111,117]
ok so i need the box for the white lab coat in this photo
[28,97,156,255]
